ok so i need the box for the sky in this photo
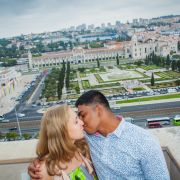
[0,0,180,38]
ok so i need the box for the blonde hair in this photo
[36,104,88,176]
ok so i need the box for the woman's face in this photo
[67,107,84,142]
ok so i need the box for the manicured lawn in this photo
[89,67,106,73]
[116,93,180,104]
[82,80,90,89]
[155,71,180,79]
[118,65,137,70]
[94,74,104,83]
[148,80,180,89]
[140,65,160,70]
[80,73,86,78]
[70,71,77,79]
[91,82,120,89]
[70,81,79,88]
[132,87,145,91]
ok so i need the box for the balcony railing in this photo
[0,127,179,180]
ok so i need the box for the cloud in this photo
[0,0,179,38]
[0,0,38,16]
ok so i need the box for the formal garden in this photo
[40,53,180,101]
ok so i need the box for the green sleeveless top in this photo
[69,165,97,180]
[54,152,97,180]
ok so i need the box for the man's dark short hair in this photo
[75,90,110,110]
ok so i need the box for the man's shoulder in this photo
[124,122,156,142]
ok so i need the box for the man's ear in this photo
[96,104,103,117]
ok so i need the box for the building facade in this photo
[28,34,178,68]
[0,67,21,98]
[29,46,126,69]
[126,34,178,59]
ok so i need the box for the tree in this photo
[151,73,155,86]
[178,41,180,51]
[160,57,166,67]
[22,133,30,140]
[116,54,119,65]
[6,132,18,140]
[66,61,70,89]
[145,55,149,65]
[1,58,17,67]
[166,54,170,70]
[97,58,100,68]
[177,60,180,72]
[135,60,143,66]
[171,60,176,71]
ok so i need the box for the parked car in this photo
[9,127,17,131]
[17,113,26,118]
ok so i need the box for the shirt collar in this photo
[93,115,125,138]
[111,118,125,138]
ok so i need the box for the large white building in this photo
[29,45,126,69]
[28,33,179,68]
[126,34,178,59]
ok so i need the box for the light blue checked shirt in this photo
[85,119,170,180]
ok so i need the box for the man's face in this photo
[77,104,100,134]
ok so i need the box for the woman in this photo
[36,104,97,180]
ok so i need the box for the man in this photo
[29,90,169,180]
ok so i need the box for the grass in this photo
[155,71,180,79]
[116,93,180,104]
[91,82,120,89]
[82,80,90,89]
[94,74,104,83]
[134,70,149,78]
[132,87,145,91]
[140,65,160,71]
[70,81,79,88]
[88,67,106,73]
[70,71,77,79]
[80,72,86,78]
[148,80,180,89]
[118,64,137,70]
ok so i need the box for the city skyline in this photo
[0,0,180,38]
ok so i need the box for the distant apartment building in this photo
[0,67,21,98]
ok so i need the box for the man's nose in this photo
[80,119,84,126]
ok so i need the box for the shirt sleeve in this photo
[140,135,170,180]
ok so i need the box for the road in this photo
[1,101,179,134]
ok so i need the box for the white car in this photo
[17,113,26,118]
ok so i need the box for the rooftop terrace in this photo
[0,127,179,180]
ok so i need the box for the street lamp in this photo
[14,104,22,138]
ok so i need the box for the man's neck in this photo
[98,113,121,137]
